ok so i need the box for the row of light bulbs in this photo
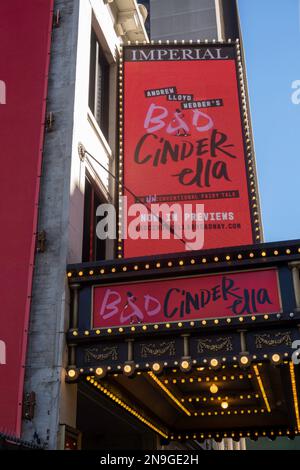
[67,353,285,380]
[67,247,299,277]
[69,312,295,339]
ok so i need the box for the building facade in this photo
[140,0,239,41]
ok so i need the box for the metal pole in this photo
[70,283,80,329]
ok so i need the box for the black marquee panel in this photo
[66,239,300,442]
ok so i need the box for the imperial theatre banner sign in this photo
[119,43,261,258]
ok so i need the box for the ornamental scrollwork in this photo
[140,341,176,358]
[84,346,119,363]
[197,337,233,353]
[255,332,292,349]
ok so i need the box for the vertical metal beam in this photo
[182,334,190,358]
[233,440,240,450]
[70,283,80,329]
[290,263,300,311]
[225,438,233,450]
[126,339,134,362]
[214,0,225,40]
[68,344,76,367]
[68,284,81,367]
[238,329,247,353]
[240,438,246,450]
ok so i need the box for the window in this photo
[89,29,110,140]
[82,175,107,262]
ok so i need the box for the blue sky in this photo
[237,0,300,242]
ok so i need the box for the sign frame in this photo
[91,267,283,330]
[118,40,262,258]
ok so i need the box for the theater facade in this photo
[2,0,299,451]
[64,42,300,449]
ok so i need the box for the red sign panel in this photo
[122,45,258,257]
[0,0,53,436]
[93,269,281,328]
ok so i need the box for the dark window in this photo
[82,175,107,262]
[89,29,110,140]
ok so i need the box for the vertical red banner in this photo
[121,45,260,258]
[0,1,53,436]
